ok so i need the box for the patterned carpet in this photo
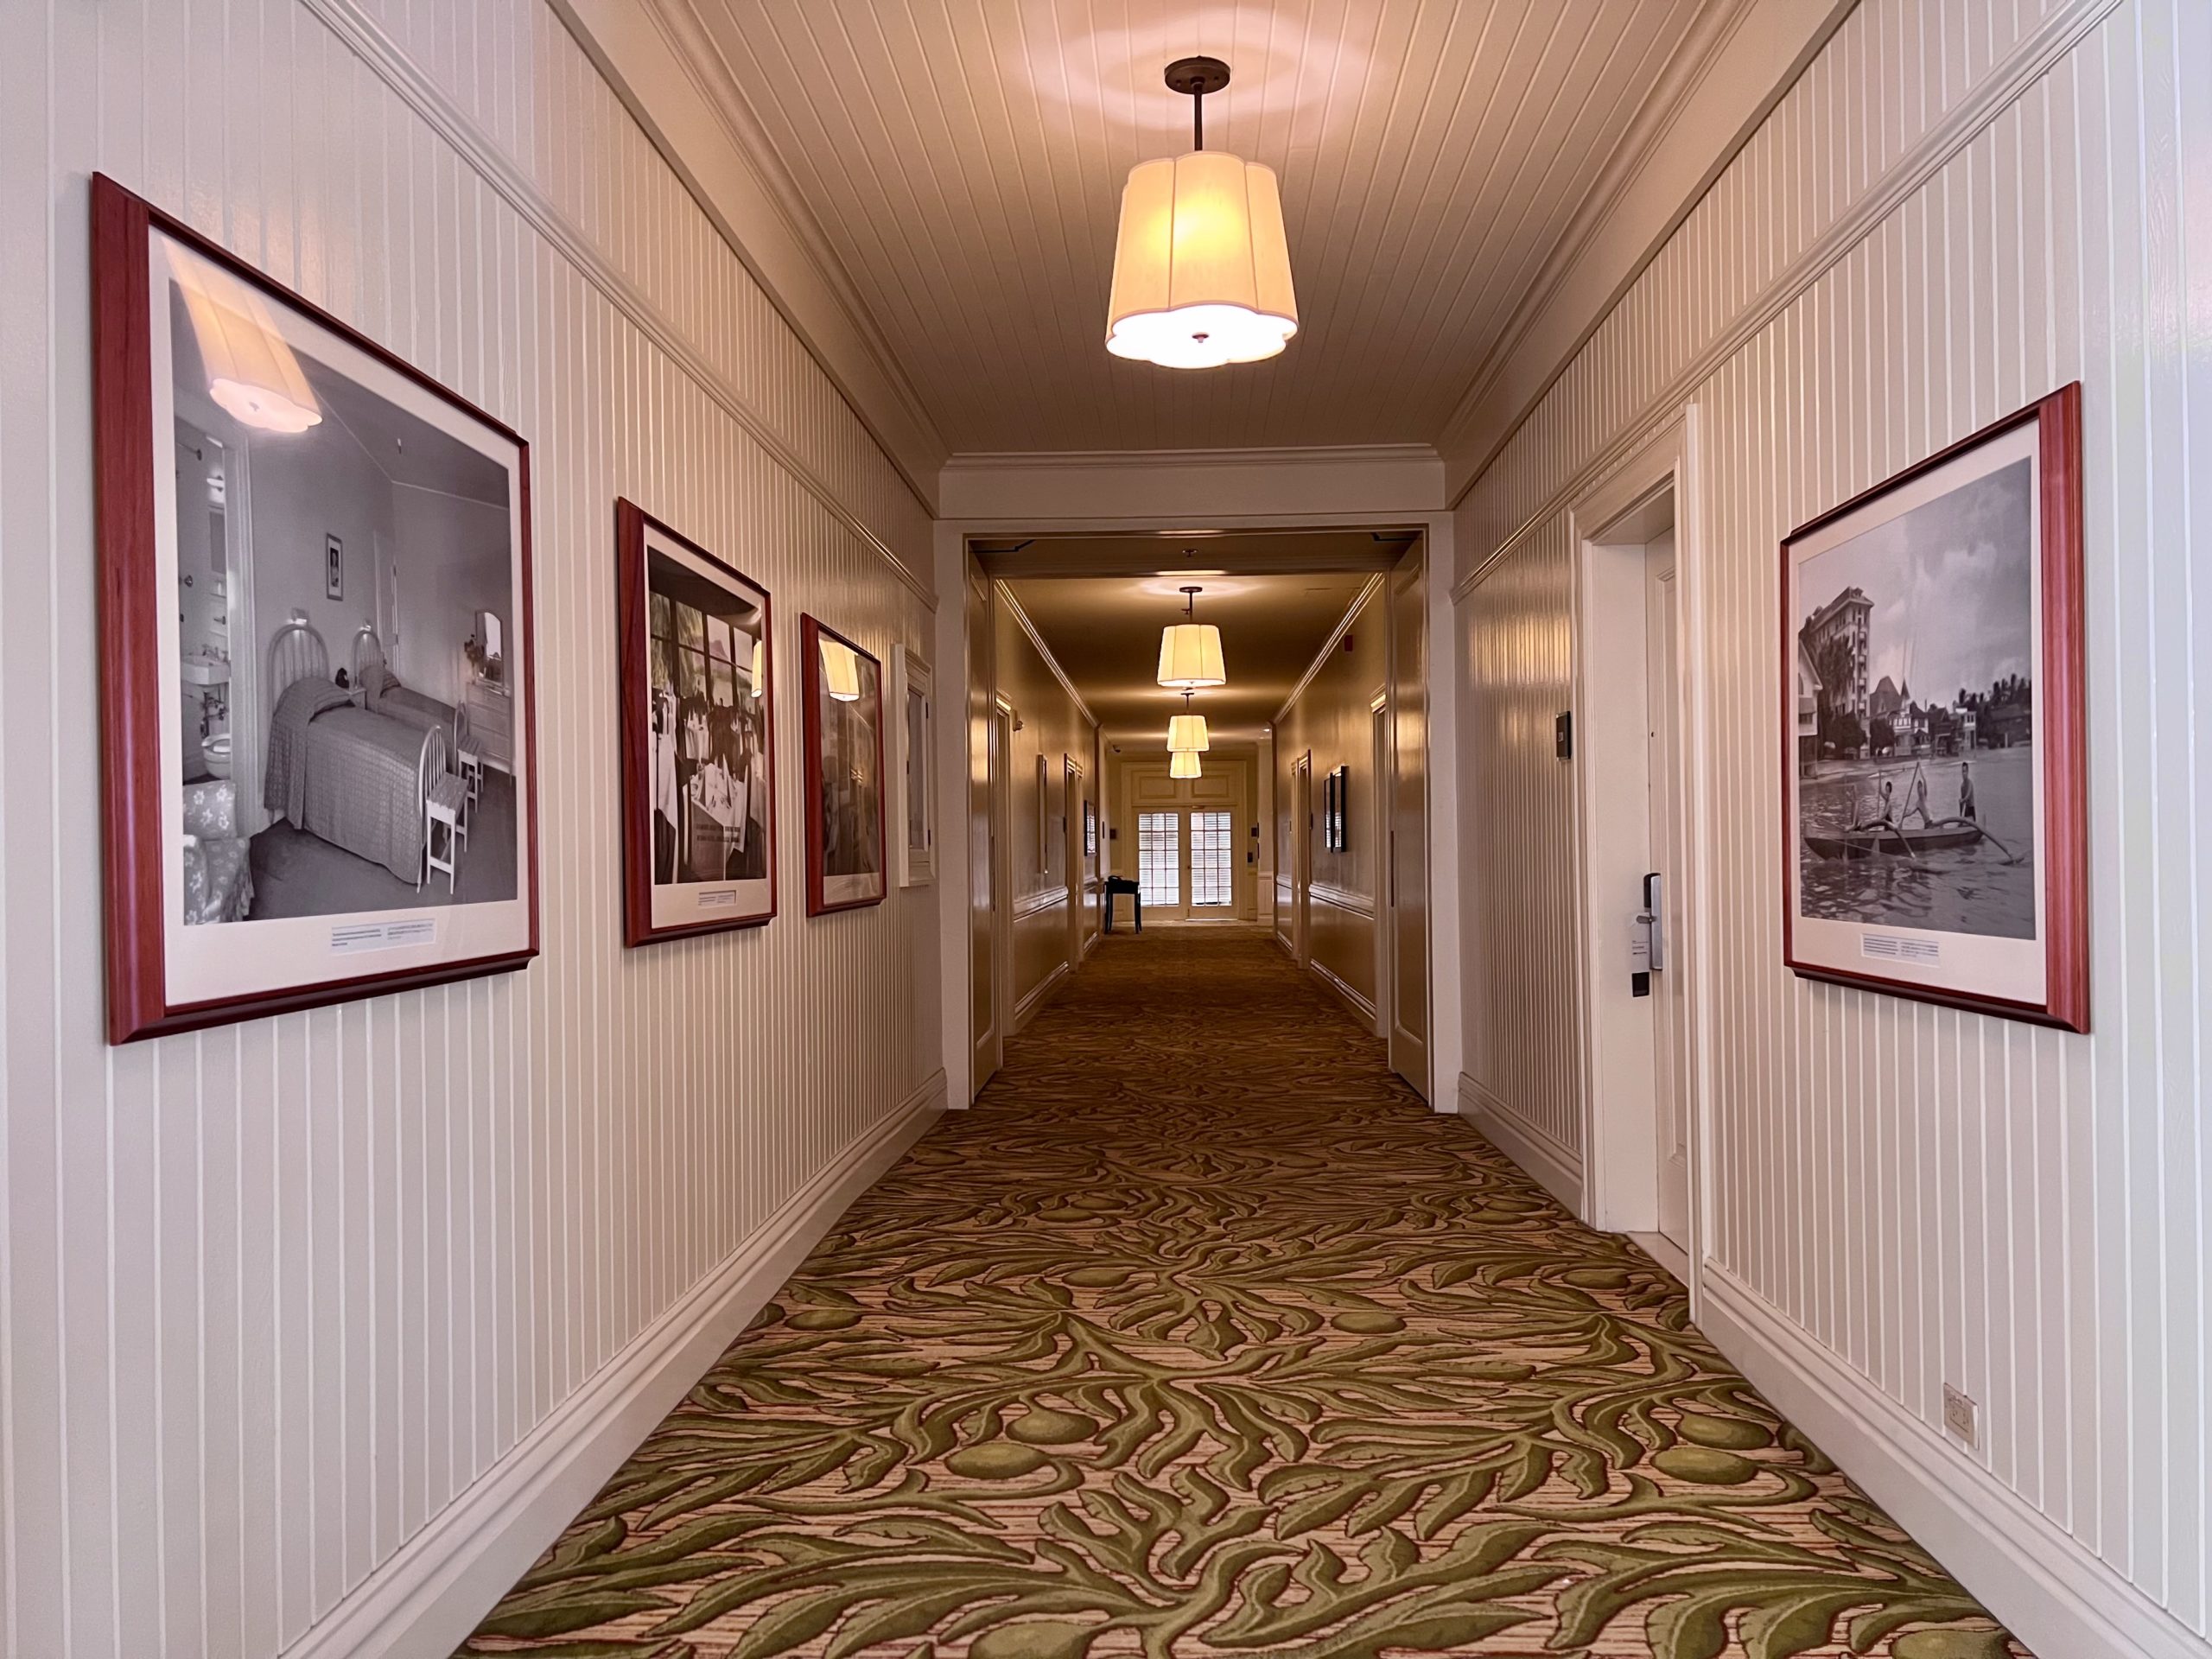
[461,931,2024,1659]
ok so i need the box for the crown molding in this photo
[1453,0,2119,594]
[547,0,950,511]
[940,444,1445,524]
[298,0,936,605]
[943,443,1441,474]
[1438,0,1858,505]
[997,586,1098,731]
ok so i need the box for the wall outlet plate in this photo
[1942,1383,1979,1448]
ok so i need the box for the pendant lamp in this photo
[167,242,323,435]
[1169,748,1203,780]
[1157,585,1226,690]
[1106,57,1297,370]
[1166,690,1209,753]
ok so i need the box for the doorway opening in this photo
[959,529,1436,1103]
[1570,417,1702,1287]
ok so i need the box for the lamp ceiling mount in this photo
[1164,56,1230,149]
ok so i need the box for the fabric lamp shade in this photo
[1107,152,1297,370]
[1166,712,1210,753]
[1156,622,1226,690]
[166,242,323,435]
[820,638,861,702]
[1168,749,1203,780]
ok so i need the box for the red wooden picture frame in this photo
[1779,382,2087,1032]
[616,499,777,944]
[93,173,540,1042]
[799,615,887,916]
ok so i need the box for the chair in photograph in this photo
[416,726,468,894]
[180,778,254,924]
[454,703,482,826]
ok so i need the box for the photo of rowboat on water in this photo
[1781,385,2088,1031]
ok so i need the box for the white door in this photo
[1135,807,1235,922]
[968,564,1001,1094]
[1388,556,1432,1101]
[1645,531,1692,1253]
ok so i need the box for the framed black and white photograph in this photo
[617,499,774,944]
[1084,798,1097,860]
[1324,763,1350,852]
[1782,384,2086,1031]
[801,615,886,914]
[92,174,537,1041]
[890,643,933,887]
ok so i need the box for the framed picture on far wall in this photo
[801,615,886,914]
[1084,798,1098,859]
[1782,383,2087,1031]
[616,499,774,944]
[91,173,538,1043]
[889,643,934,887]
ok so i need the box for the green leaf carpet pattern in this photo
[460,928,2026,1659]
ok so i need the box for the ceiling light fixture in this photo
[1157,585,1226,690]
[1169,748,1203,780]
[1106,56,1298,371]
[1166,690,1210,753]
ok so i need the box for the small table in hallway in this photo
[1101,874,1141,932]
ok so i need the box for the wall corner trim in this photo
[282,1071,948,1659]
[1698,1266,2208,1659]
[1457,1072,1585,1215]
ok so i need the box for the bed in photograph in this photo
[352,625,469,752]
[264,618,440,882]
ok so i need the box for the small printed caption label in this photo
[1861,931,1939,965]
[330,918,439,955]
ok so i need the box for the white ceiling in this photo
[1007,568,1374,743]
[677,0,1710,456]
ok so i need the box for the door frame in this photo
[1567,409,1712,1312]
[1291,751,1313,964]
[1370,693,1390,1039]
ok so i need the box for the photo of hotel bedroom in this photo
[164,245,524,926]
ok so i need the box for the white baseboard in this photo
[287,1071,948,1659]
[1013,960,1071,1031]
[1455,1071,1585,1213]
[1699,1264,2208,1659]
[1310,959,1378,1028]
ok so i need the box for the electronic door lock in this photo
[1630,870,1665,997]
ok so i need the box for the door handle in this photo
[1642,871,1665,972]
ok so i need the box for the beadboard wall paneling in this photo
[1274,582,1389,1014]
[1458,528,1580,1153]
[1,3,938,1656]
[1453,0,2207,1646]
[995,593,1097,1021]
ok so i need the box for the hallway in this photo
[462,932,2019,1658]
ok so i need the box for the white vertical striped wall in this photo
[0,3,940,1656]
[1454,0,2208,1643]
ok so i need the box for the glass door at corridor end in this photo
[1136,808,1235,921]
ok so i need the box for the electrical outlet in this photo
[1942,1383,1979,1449]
